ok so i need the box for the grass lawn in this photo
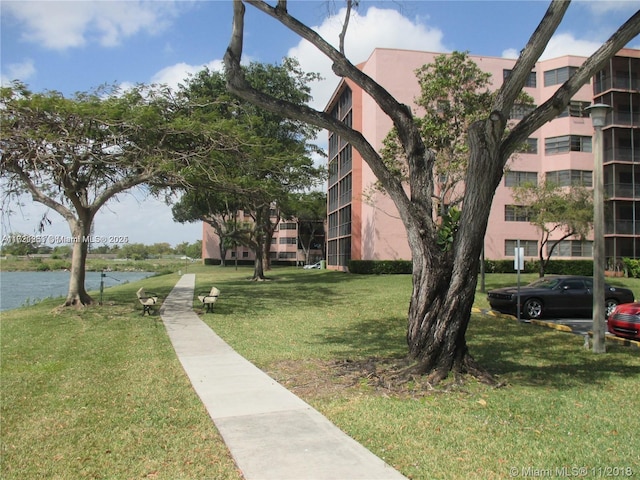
[2,266,639,479]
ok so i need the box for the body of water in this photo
[0,271,154,311]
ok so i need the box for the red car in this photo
[607,303,640,341]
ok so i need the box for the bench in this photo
[197,287,220,313]
[136,287,159,316]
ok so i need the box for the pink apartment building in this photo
[201,209,325,265]
[324,48,640,270]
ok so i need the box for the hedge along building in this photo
[324,47,640,271]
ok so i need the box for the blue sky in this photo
[2,0,639,247]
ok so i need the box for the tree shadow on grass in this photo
[201,271,359,318]
[468,315,640,389]
[310,312,640,391]
[313,316,408,359]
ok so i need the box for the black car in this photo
[487,275,635,320]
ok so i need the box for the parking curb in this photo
[474,307,639,349]
[530,319,572,332]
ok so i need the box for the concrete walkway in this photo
[160,274,407,480]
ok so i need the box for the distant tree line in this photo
[0,234,202,260]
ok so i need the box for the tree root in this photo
[334,355,505,395]
[63,293,94,307]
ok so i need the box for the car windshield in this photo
[526,278,562,289]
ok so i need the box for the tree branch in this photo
[242,0,430,181]
[494,0,570,116]
[224,0,417,220]
[7,163,76,224]
[502,7,640,158]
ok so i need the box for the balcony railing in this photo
[604,182,640,198]
[604,148,640,163]
[594,76,640,94]
[605,219,640,235]
[607,111,640,126]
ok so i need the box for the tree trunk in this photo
[252,248,265,280]
[404,119,505,384]
[64,216,94,306]
[406,241,482,383]
[219,242,227,267]
[251,205,269,280]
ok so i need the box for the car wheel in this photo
[605,299,619,318]
[523,298,543,319]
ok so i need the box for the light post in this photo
[585,103,611,354]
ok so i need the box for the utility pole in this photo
[586,103,611,354]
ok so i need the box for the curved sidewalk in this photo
[160,274,407,480]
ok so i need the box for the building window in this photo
[557,101,591,118]
[509,103,536,120]
[338,237,351,266]
[339,205,351,236]
[505,205,531,222]
[329,133,338,157]
[505,240,538,257]
[329,159,339,186]
[328,237,351,267]
[545,135,592,154]
[279,237,297,245]
[339,145,352,176]
[543,66,579,86]
[328,212,338,239]
[329,185,339,212]
[503,69,537,88]
[516,138,538,154]
[338,174,352,207]
[545,170,593,187]
[279,222,297,230]
[549,240,593,258]
[505,171,538,187]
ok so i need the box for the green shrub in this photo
[482,259,592,276]
[348,260,412,274]
[47,259,71,271]
[623,258,640,278]
[34,261,50,271]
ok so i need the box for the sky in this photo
[1,0,639,248]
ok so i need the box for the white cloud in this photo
[287,6,448,110]
[0,59,36,85]
[540,32,602,59]
[502,32,604,61]
[150,59,224,91]
[3,190,201,247]
[501,48,520,59]
[577,0,640,15]
[3,1,183,50]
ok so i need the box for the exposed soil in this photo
[267,356,476,400]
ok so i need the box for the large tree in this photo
[174,62,324,279]
[173,189,245,266]
[379,51,495,217]
[224,1,640,383]
[0,82,219,305]
[512,179,593,277]
[286,191,327,265]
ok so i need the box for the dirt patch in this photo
[267,356,473,399]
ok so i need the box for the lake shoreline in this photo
[0,270,155,312]
[0,255,191,273]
